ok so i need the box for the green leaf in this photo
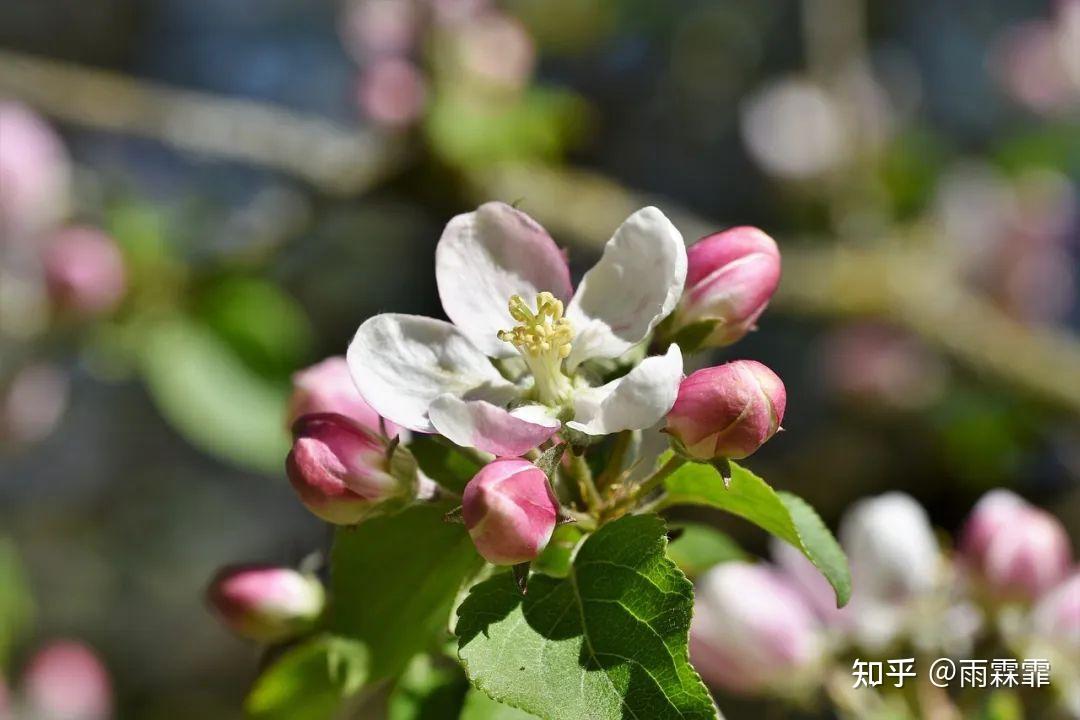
[387,654,469,720]
[330,503,483,680]
[460,688,539,719]
[0,539,33,669]
[409,436,482,494]
[981,690,1024,720]
[197,276,314,379]
[456,514,719,720]
[140,317,290,473]
[245,635,368,720]
[665,523,748,579]
[657,453,851,607]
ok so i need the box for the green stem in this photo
[633,455,687,501]
[595,430,633,491]
[566,448,601,512]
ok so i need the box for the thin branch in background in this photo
[0,50,408,196]
[2,51,1078,415]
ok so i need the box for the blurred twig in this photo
[469,164,1080,415]
[0,50,407,195]
[4,53,1078,413]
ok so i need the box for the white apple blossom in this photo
[347,201,687,455]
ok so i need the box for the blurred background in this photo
[0,0,1077,717]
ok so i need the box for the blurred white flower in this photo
[740,78,847,180]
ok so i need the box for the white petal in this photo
[567,344,683,436]
[429,396,560,456]
[347,314,516,433]
[565,207,686,370]
[436,202,573,358]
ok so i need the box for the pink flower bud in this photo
[207,565,325,643]
[1031,573,1080,646]
[357,58,427,130]
[980,504,1072,600]
[456,13,536,90]
[0,102,70,243]
[22,641,112,720]
[286,414,405,525]
[340,0,418,61]
[462,458,559,565]
[288,356,402,438]
[42,227,126,318]
[665,360,786,461]
[691,562,824,694]
[673,227,781,347]
[959,489,1027,567]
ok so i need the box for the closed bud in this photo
[288,357,403,438]
[959,489,1026,567]
[462,458,559,565]
[22,641,112,720]
[840,493,941,601]
[42,227,126,318]
[206,565,325,643]
[671,227,781,348]
[969,497,1072,601]
[286,414,407,525]
[691,562,824,694]
[665,360,786,461]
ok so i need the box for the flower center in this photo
[498,292,573,406]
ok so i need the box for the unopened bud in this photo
[691,562,824,694]
[42,227,126,318]
[288,357,403,438]
[665,360,786,461]
[963,493,1072,600]
[959,489,1026,567]
[286,414,408,525]
[671,227,781,348]
[462,458,559,565]
[22,641,112,720]
[206,565,325,643]
[840,492,941,602]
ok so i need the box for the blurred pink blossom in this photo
[22,641,112,720]
[455,12,536,90]
[357,58,428,129]
[691,562,824,694]
[42,226,127,318]
[992,1,1080,115]
[1031,572,1080,649]
[0,102,71,244]
[341,0,419,62]
[0,362,68,446]
[819,323,947,410]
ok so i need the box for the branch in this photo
[0,50,408,196]
[5,53,1077,414]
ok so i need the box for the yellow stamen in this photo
[498,292,573,405]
